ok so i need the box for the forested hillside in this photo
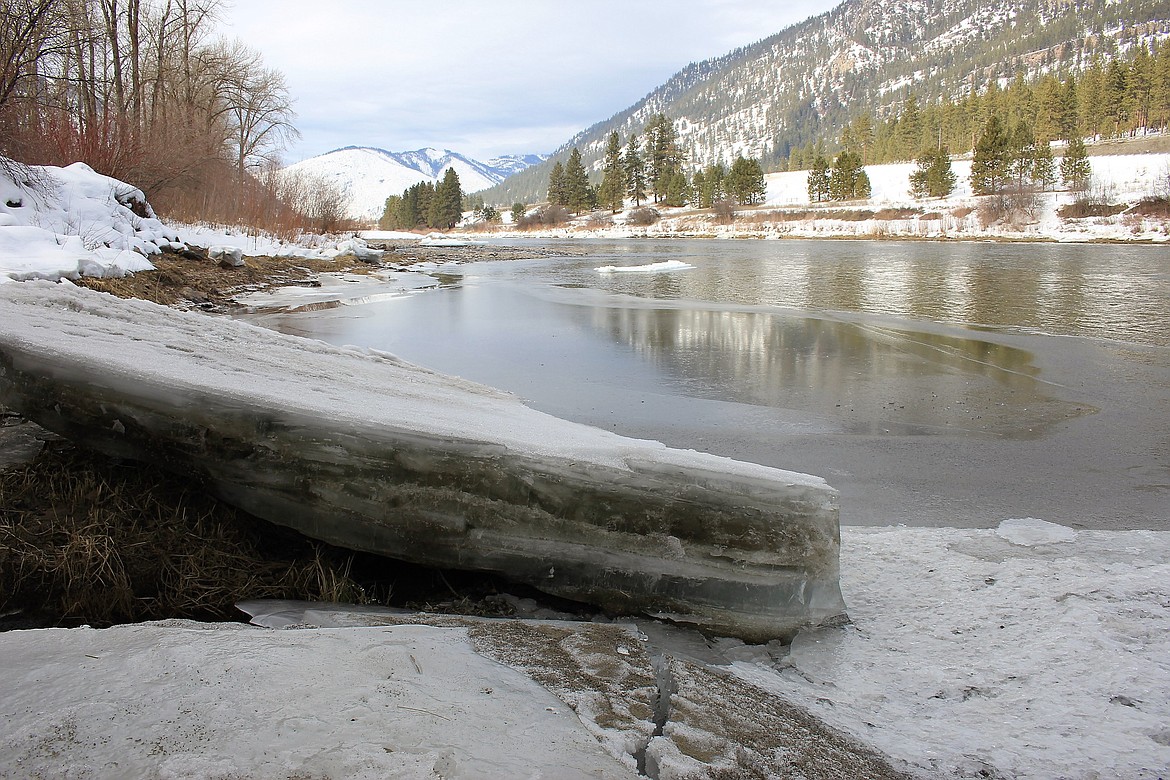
[481,0,1170,205]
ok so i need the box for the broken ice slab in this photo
[0,282,846,641]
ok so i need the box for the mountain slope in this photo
[282,147,546,220]
[481,0,1170,205]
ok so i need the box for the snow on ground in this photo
[484,152,1170,243]
[0,621,634,779]
[0,158,385,284]
[1,521,1166,779]
[735,520,1170,780]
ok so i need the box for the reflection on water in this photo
[549,240,1169,347]
[251,239,1159,441]
[592,305,1087,438]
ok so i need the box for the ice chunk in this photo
[0,282,846,640]
[996,517,1078,546]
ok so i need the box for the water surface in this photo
[252,239,1170,530]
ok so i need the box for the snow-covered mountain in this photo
[483,0,1170,204]
[282,147,546,220]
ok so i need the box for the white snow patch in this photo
[596,260,695,274]
[996,517,1079,546]
[0,621,633,779]
[735,523,1170,780]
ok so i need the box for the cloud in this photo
[219,0,838,162]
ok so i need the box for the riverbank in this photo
[459,152,1170,244]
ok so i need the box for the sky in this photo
[218,0,841,164]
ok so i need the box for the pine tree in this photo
[1008,120,1037,194]
[909,146,956,199]
[726,156,767,205]
[623,133,647,206]
[896,95,924,160]
[564,147,593,214]
[511,202,526,225]
[1060,137,1092,191]
[698,162,726,208]
[971,115,1011,196]
[547,162,567,206]
[645,114,683,203]
[428,168,463,229]
[663,171,690,208]
[690,170,706,208]
[828,152,868,201]
[598,131,625,213]
[807,156,831,203]
[1033,142,1056,191]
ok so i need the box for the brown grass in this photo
[1129,196,1170,217]
[0,443,369,627]
[76,246,374,308]
[1057,201,1128,219]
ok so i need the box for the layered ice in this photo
[0,282,844,640]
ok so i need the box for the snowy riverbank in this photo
[3,520,1167,779]
[467,154,1170,244]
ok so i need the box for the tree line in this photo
[0,0,331,233]
[547,113,767,214]
[378,168,464,231]
[785,39,1170,172]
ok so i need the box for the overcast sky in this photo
[218,1,840,164]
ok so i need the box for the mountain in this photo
[481,0,1170,204]
[282,147,547,220]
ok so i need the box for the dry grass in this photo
[76,246,373,308]
[0,442,369,626]
[1129,196,1170,217]
[1057,201,1128,219]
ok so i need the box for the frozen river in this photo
[251,238,1170,531]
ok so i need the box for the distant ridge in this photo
[282,146,547,220]
[480,0,1170,205]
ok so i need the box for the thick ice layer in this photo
[0,282,844,640]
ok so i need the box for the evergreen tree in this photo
[564,147,593,214]
[698,162,726,208]
[828,152,869,201]
[807,155,831,203]
[598,131,625,213]
[726,156,767,205]
[547,162,567,206]
[1060,137,1092,191]
[909,146,957,199]
[623,133,647,206]
[689,170,706,208]
[971,115,1011,196]
[510,202,527,225]
[663,171,690,208]
[1007,120,1037,193]
[1033,142,1057,191]
[428,168,463,229]
[379,195,404,230]
[896,95,924,159]
[646,114,683,203]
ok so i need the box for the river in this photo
[249,238,1170,531]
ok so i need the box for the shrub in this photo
[712,199,736,224]
[626,206,660,226]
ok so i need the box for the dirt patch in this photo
[76,246,376,309]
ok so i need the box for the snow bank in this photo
[735,520,1170,779]
[4,518,1163,779]
[0,621,633,779]
[0,160,178,283]
[0,158,384,284]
